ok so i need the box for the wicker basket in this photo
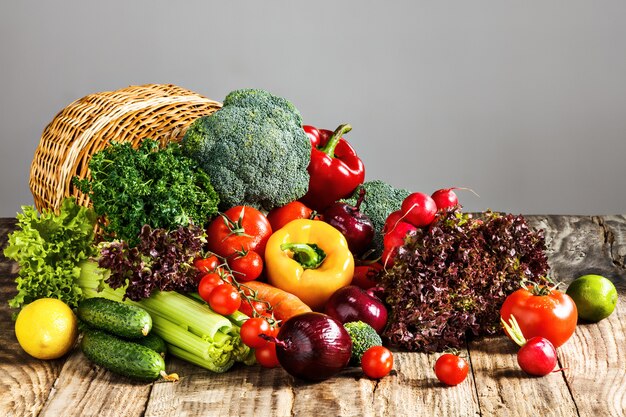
[29,84,222,213]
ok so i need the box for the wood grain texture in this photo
[0,219,64,417]
[1,216,625,417]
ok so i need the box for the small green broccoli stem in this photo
[319,124,352,158]
[280,243,326,269]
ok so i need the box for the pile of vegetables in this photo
[7,86,602,386]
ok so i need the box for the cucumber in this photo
[77,297,152,339]
[135,333,167,358]
[81,329,165,381]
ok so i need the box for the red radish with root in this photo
[400,192,437,227]
[431,187,480,211]
[501,315,558,377]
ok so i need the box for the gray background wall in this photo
[1,0,625,217]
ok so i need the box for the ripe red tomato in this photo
[198,273,224,303]
[240,317,276,349]
[239,299,272,318]
[206,206,272,259]
[361,346,393,379]
[255,342,280,368]
[229,250,263,282]
[434,353,469,386]
[351,263,383,290]
[266,201,314,231]
[208,284,242,316]
[500,285,578,348]
[194,255,219,274]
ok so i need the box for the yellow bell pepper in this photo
[265,219,354,311]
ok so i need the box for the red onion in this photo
[325,285,388,334]
[272,312,352,381]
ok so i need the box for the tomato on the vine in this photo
[255,342,280,368]
[206,206,272,259]
[500,283,577,348]
[198,273,224,303]
[194,255,219,274]
[239,299,272,318]
[208,284,242,316]
[434,353,469,386]
[240,317,276,349]
[229,250,263,282]
[266,201,314,232]
[361,346,393,379]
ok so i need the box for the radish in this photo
[501,315,558,376]
[400,192,437,227]
[431,188,459,210]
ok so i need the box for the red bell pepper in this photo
[300,124,365,211]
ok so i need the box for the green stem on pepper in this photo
[318,124,352,158]
[280,243,327,269]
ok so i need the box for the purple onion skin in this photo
[323,202,374,256]
[275,312,352,381]
[325,285,388,334]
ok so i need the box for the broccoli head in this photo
[344,321,383,365]
[343,180,411,257]
[182,88,311,211]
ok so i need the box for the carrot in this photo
[242,281,312,322]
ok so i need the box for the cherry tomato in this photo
[266,201,314,232]
[208,284,242,316]
[434,353,469,386]
[198,273,224,303]
[500,284,577,348]
[206,206,272,259]
[194,255,219,274]
[352,263,383,290]
[240,317,276,349]
[229,250,263,282]
[239,299,272,318]
[255,342,280,368]
[361,346,393,379]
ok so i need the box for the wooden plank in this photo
[36,349,153,417]
[372,349,480,417]
[0,219,64,417]
[527,215,626,416]
[469,336,578,416]
[144,358,295,417]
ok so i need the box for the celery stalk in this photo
[151,315,234,369]
[167,345,235,374]
[76,259,254,372]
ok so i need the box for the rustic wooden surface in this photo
[1,215,625,417]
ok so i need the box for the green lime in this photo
[566,274,618,322]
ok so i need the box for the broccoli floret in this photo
[344,321,383,365]
[182,89,311,211]
[343,180,411,257]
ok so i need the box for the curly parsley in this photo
[74,139,219,246]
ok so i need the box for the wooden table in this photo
[1,215,625,417]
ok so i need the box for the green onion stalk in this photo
[77,259,255,372]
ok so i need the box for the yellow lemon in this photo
[566,274,618,323]
[15,298,78,360]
